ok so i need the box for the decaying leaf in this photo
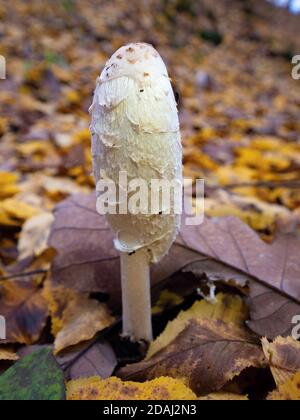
[147,293,247,359]
[67,376,197,400]
[267,370,300,400]
[43,281,115,353]
[0,347,65,400]
[262,336,300,386]
[119,318,266,395]
[0,277,48,344]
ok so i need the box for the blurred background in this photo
[0,0,300,268]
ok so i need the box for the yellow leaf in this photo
[152,290,184,315]
[147,293,247,359]
[0,347,19,361]
[0,199,39,221]
[268,370,300,400]
[67,376,197,400]
[0,172,19,185]
[0,172,20,199]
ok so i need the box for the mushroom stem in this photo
[120,250,153,342]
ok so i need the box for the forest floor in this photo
[0,0,300,400]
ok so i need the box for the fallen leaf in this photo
[199,393,248,400]
[0,347,19,361]
[43,281,115,353]
[267,370,300,400]
[50,195,300,318]
[48,194,120,309]
[262,336,300,386]
[0,347,65,400]
[247,282,300,339]
[54,297,115,354]
[67,376,197,400]
[152,289,184,315]
[0,198,39,222]
[57,340,117,381]
[119,319,266,395]
[0,276,48,344]
[177,215,300,304]
[18,212,54,260]
[147,293,247,359]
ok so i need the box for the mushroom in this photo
[90,43,182,342]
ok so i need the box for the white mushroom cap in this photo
[99,43,169,85]
[91,43,182,263]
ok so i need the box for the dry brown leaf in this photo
[18,212,54,260]
[247,282,300,339]
[67,376,197,400]
[54,297,115,354]
[0,277,48,344]
[43,281,115,353]
[262,336,300,386]
[50,195,300,321]
[119,318,266,395]
[57,340,117,381]
[147,293,247,359]
[48,195,120,310]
